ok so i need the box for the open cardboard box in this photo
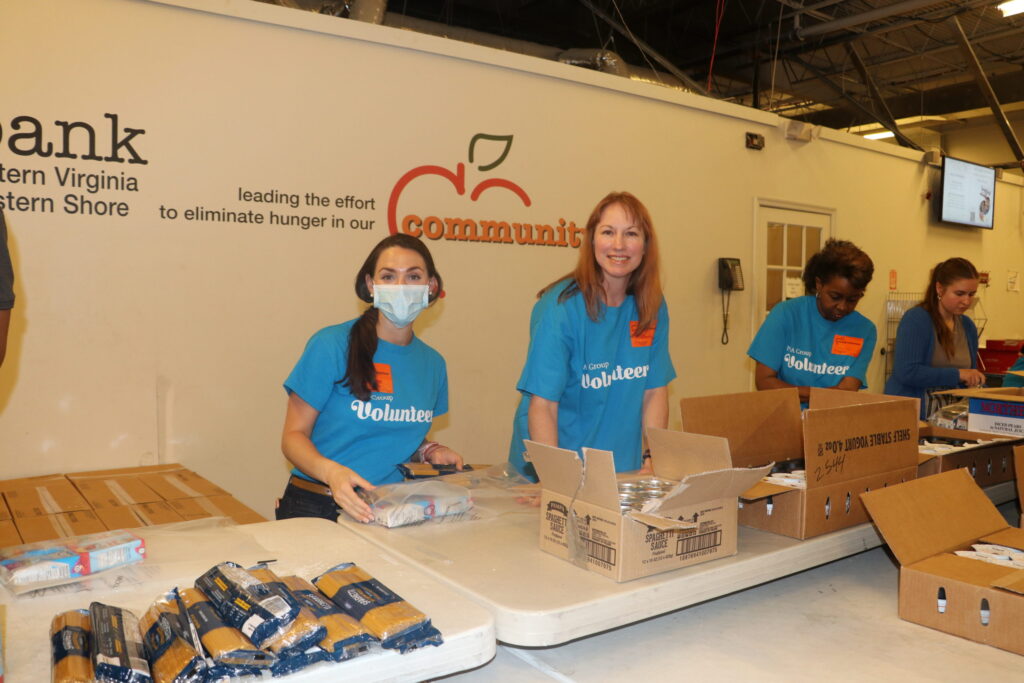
[526,429,770,582]
[862,468,1024,655]
[936,386,1024,437]
[918,425,1020,487]
[679,388,919,539]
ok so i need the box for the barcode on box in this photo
[585,538,616,566]
[677,530,722,556]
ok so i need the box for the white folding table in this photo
[1,517,496,682]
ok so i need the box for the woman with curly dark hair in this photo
[748,238,877,406]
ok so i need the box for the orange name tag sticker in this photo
[630,321,655,348]
[831,335,864,356]
[374,363,394,393]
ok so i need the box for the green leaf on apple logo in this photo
[468,133,514,172]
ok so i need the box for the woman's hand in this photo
[323,463,376,523]
[424,445,463,469]
[959,368,986,388]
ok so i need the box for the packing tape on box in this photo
[177,587,275,669]
[156,475,203,499]
[106,480,137,506]
[37,486,63,515]
[139,589,206,683]
[280,575,375,661]
[51,609,95,683]
[89,602,152,683]
[194,562,299,650]
[313,562,442,653]
[246,566,326,658]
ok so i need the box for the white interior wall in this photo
[1,0,1022,518]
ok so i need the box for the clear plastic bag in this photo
[928,398,969,430]
[360,480,472,528]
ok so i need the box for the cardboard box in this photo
[14,511,106,544]
[2,478,91,519]
[937,387,1024,436]
[0,519,21,548]
[918,426,1020,486]
[861,469,1024,656]
[94,501,184,530]
[0,496,10,522]
[679,388,919,539]
[138,469,229,500]
[66,464,185,478]
[69,476,164,509]
[526,429,771,582]
[167,495,266,525]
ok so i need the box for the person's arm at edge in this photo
[281,391,375,522]
[0,308,9,367]
[527,395,559,447]
[640,386,668,473]
[754,362,810,402]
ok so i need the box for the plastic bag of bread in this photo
[359,480,473,528]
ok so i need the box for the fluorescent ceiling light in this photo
[864,131,895,140]
[998,0,1024,17]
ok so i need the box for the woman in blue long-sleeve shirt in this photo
[884,258,987,418]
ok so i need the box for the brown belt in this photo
[288,474,332,497]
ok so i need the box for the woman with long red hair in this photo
[507,191,675,480]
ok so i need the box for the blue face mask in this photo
[373,284,429,329]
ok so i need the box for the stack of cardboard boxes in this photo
[0,464,264,548]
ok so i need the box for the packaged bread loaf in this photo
[89,602,152,683]
[51,609,95,683]
[313,562,442,653]
[281,575,376,661]
[139,589,206,683]
[194,562,298,650]
[177,587,275,670]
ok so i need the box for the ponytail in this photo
[341,307,380,401]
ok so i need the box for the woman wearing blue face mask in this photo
[277,234,462,523]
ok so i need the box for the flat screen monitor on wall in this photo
[939,155,995,229]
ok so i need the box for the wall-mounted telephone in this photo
[718,258,745,291]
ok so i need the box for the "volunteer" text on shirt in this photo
[580,364,650,389]
[350,400,434,422]
[783,353,850,376]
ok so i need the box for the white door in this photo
[755,205,833,328]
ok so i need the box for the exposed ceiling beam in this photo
[950,15,1024,164]
[787,54,924,150]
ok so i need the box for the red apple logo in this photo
[388,133,531,235]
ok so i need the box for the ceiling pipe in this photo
[349,0,385,25]
[576,0,709,96]
[794,0,948,40]
[381,13,688,90]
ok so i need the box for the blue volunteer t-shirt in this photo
[747,295,877,393]
[508,281,676,478]
[285,320,448,486]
